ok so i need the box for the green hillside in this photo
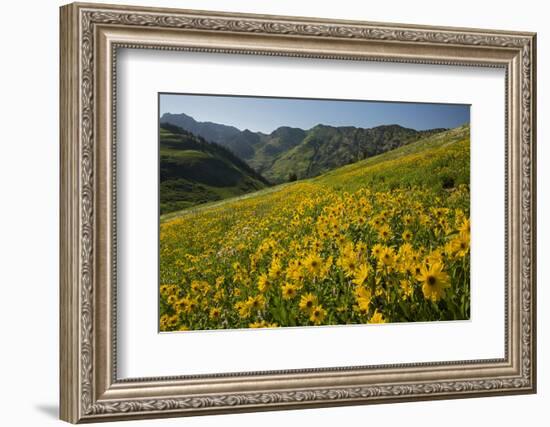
[262,124,446,183]
[246,126,306,174]
[160,123,270,214]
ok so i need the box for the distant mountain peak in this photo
[161,111,195,123]
[162,111,191,118]
[160,112,245,156]
[311,123,332,130]
[271,125,304,133]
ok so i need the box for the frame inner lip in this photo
[110,43,511,383]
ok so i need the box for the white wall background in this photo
[0,0,545,426]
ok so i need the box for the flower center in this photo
[427,276,436,286]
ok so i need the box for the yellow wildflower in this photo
[402,229,413,241]
[369,310,386,324]
[209,307,222,320]
[268,258,283,280]
[378,246,396,269]
[378,224,392,241]
[352,263,372,286]
[257,273,270,293]
[309,305,327,325]
[299,293,318,314]
[281,283,299,300]
[304,253,323,276]
[417,262,451,302]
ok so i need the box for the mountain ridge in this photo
[160,112,452,183]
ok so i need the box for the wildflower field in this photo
[159,125,470,331]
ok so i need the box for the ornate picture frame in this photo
[60,2,536,423]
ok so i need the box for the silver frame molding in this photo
[60,2,537,423]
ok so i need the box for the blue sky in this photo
[160,93,470,134]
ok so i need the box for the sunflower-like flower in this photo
[339,253,360,277]
[417,262,451,302]
[234,300,251,319]
[281,282,299,300]
[355,298,371,315]
[160,314,170,331]
[352,263,372,286]
[299,293,318,314]
[353,285,373,315]
[371,243,384,258]
[378,224,392,241]
[173,297,187,313]
[268,258,283,280]
[285,259,304,282]
[402,229,413,242]
[246,294,266,312]
[257,273,270,293]
[355,241,368,257]
[303,253,323,276]
[209,307,222,320]
[309,305,327,325]
[450,232,470,258]
[378,246,396,269]
[368,309,386,324]
[459,218,470,237]
[166,294,178,306]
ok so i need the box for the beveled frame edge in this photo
[59,2,537,423]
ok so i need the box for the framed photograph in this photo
[60,2,537,423]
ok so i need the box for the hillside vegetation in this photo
[159,124,471,331]
[160,123,269,214]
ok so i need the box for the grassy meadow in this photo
[159,125,471,331]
